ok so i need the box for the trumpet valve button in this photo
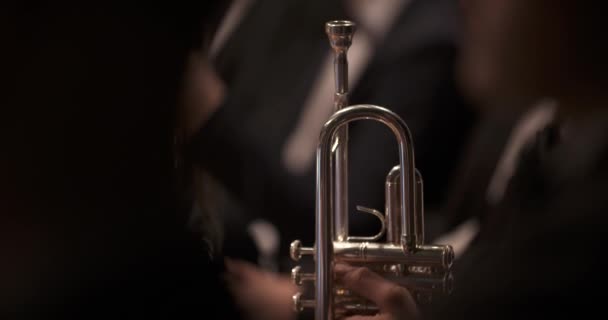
[291,266,302,285]
[292,292,315,312]
[289,240,313,261]
[291,266,314,285]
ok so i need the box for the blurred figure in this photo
[186,0,476,270]
[332,0,608,319]
[434,98,557,258]
[0,3,278,319]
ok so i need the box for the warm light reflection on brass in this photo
[289,20,454,320]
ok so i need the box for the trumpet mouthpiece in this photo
[326,20,356,51]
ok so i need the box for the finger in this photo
[334,263,357,276]
[337,265,412,313]
[224,258,261,280]
[225,257,254,272]
[345,315,389,320]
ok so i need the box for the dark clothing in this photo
[5,4,242,319]
[190,0,476,266]
[19,235,241,320]
[439,107,526,231]
[429,110,608,318]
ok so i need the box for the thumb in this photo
[224,258,262,282]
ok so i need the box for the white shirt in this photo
[282,0,410,174]
[207,0,410,266]
[208,0,410,174]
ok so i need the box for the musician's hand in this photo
[335,264,421,320]
[224,258,298,320]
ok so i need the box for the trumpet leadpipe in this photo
[333,242,454,270]
[326,20,356,242]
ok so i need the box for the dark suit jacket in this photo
[427,110,608,318]
[438,107,526,232]
[190,0,476,264]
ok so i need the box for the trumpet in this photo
[289,20,454,319]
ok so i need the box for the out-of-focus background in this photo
[185,0,478,272]
[4,1,608,319]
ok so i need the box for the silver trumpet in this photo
[289,20,455,320]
